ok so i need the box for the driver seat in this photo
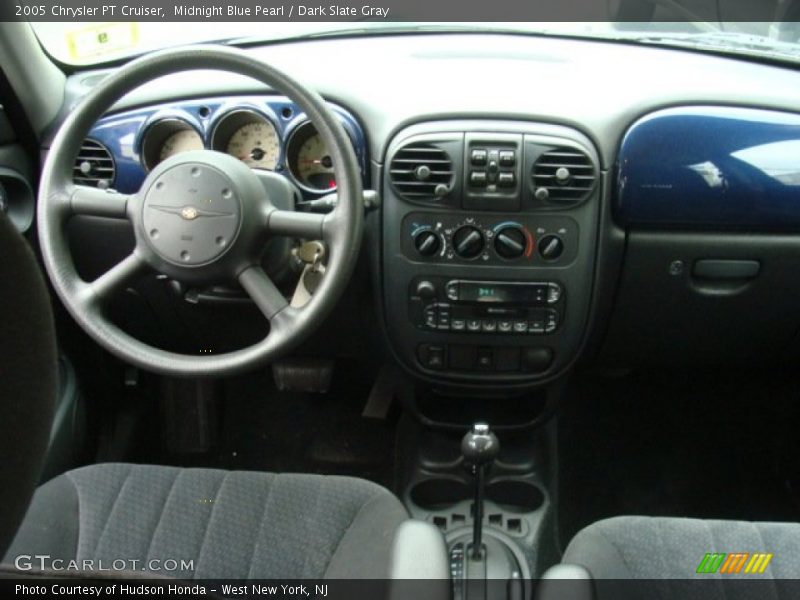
[3,463,446,579]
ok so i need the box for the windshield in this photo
[30,19,800,67]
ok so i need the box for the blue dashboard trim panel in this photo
[86,96,368,195]
[616,106,800,230]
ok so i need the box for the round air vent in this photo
[389,142,454,200]
[73,139,115,189]
[532,147,596,205]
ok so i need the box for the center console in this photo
[381,120,601,384]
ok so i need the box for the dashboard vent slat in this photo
[73,139,115,189]
[390,142,454,201]
[532,147,596,204]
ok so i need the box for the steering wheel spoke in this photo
[84,253,148,307]
[267,209,328,241]
[238,265,290,320]
[70,185,131,219]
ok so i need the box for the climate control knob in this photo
[538,234,564,260]
[494,227,527,259]
[452,226,485,259]
[414,230,441,257]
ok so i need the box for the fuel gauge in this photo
[287,122,337,192]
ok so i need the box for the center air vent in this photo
[532,147,596,204]
[390,143,454,200]
[73,139,115,188]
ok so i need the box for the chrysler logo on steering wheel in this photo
[181,206,199,220]
[148,204,234,220]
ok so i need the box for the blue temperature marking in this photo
[492,221,523,232]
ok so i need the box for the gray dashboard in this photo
[52,33,800,386]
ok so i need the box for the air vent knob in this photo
[452,226,485,259]
[414,165,432,181]
[414,230,441,257]
[555,167,571,184]
[494,227,527,259]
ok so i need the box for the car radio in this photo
[409,277,564,335]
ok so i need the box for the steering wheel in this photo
[38,46,364,377]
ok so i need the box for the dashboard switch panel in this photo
[463,133,522,211]
[383,120,600,384]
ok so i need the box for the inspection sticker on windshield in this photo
[66,22,139,62]
[697,552,773,574]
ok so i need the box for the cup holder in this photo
[409,478,544,513]
[485,480,545,513]
[409,478,471,510]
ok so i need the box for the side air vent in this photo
[390,143,454,200]
[73,139,115,188]
[532,147,596,204]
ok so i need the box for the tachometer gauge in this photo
[141,119,204,171]
[159,129,203,162]
[287,122,338,192]
[226,121,280,170]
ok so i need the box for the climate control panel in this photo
[404,212,578,266]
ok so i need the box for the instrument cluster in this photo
[140,103,340,193]
[83,96,366,196]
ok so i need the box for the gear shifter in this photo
[461,423,499,560]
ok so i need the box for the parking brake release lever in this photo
[461,423,500,561]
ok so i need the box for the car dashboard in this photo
[28,32,800,389]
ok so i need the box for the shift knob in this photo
[461,423,500,468]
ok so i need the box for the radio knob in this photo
[414,230,441,257]
[415,280,437,300]
[452,226,485,259]
[494,227,527,259]
[539,234,564,260]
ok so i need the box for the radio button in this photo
[545,310,558,332]
[529,319,545,334]
[445,281,459,301]
[547,283,562,304]
[424,306,438,328]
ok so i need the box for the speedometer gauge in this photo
[159,129,203,163]
[226,121,280,170]
[287,122,338,192]
[211,109,280,171]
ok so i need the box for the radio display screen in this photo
[459,282,546,304]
